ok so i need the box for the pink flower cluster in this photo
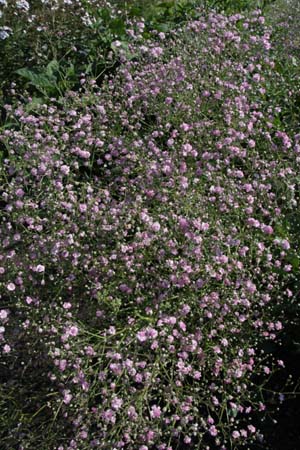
[0,7,299,450]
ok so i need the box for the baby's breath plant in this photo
[1,5,300,450]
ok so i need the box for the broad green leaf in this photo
[46,59,60,77]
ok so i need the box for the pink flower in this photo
[179,217,189,230]
[193,370,201,380]
[261,224,273,235]
[151,222,161,232]
[59,359,67,371]
[137,330,147,342]
[85,346,95,356]
[79,204,87,213]
[232,431,240,439]
[150,405,161,419]
[248,425,256,434]
[137,327,158,342]
[68,325,79,337]
[247,218,260,228]
[150,46,163,58]
[182,143,193,155]
[63,302,72,310]
[281,239,290,250]
[178,321,186,332]
[240,429,248,438]
[127,406,138,420]
[0,310,8,320]
[102,409,116,424]
[63,390,72,405]
[16,188,24,197]
[259,402,266,411]
[60,165,70,175]
[245,280,256,293]
[7,283,15,291]
[209,425,218,436]
[111,397,123,410]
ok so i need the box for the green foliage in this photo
[15,60,77,98]
[207,0,276,12]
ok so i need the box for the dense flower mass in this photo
[0,6,300,450]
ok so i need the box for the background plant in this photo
[0,0,277,106]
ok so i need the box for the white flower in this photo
[0,27,12,40]
[16,0,30,11]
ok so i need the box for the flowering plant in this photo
[0,4,299,450]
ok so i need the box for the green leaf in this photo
[110,18,126,36]
[65,63,75,79]
[16,68,54,87]
[287,254,300,270]
[46,59,60,77]
[155,22,172,32]
[16,68,37,83]
[16,66,58,96]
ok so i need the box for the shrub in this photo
[0,6,299,450]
